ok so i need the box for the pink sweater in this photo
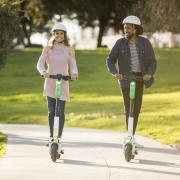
[37,44,78,101]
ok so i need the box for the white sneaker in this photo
[49,137,54,143]
[135,141,144,148]
[58,138,63,154]
[46,137,53,147]
[132,137,144,148]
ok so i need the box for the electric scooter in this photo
[48,74,71,162]
[123,74,143,162]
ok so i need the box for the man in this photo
[106,15,157,147]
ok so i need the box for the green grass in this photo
[0,48,180,148]
[0,132,6,157]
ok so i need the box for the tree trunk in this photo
[22,22,31,47]
[19,2,32,47]
[97,17,108,48]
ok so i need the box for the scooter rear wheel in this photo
[51,144,58,162]
[124,144,133,162]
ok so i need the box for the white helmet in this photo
[122,16,141,26]
[51,23,67,33]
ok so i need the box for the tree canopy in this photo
[0,0,20,68]
[10,0,180,48]
[1,0,180,68]
[42,0,139,47]
[132,0,180,33]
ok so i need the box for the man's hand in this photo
[113,73,123,80]
[143,74,152,81]
[71,74,78,81]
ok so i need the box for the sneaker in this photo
[132,137,144,148]
[58,138,62,144]
[58,138,63,154]
[135,142,144,148]
[46,137,53,147]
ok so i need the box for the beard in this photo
[125,32,135,39]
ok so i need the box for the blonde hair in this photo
[48,31,70,48]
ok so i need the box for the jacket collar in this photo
[123,36,141,45]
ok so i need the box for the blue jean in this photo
[47,96,66,138]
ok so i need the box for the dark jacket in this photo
[106,36,157,88]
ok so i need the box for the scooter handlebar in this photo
[123,74,144,82]
[49,74,71,81]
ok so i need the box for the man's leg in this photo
[121,82,143,135]
[121,88,130,131]
[133,81,144,134]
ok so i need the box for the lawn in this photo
[0,132,6,157]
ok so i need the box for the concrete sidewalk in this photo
[0,124,180,180]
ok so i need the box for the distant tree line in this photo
[0,0,180,68]
[21,0,180,47]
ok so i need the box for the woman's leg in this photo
[47,96,56,137]
[56,100,66,138]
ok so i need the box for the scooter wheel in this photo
[51,144,58,162]
[124,144,132,162]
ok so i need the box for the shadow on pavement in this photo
[137,159,180,168]
[60,158,180,176]
[5,133,180,156]
[6,133,47,146]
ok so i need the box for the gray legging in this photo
[47,96,66,138]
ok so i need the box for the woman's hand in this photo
[42,73,49,78]
[71,74,78,80]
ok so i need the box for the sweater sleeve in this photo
[68,47,78,75]
[37,47,49,75]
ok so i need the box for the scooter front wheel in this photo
[51,143,58,162]
[124,143,133,162]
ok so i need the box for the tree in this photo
[42,0,139,47]
[19,0,50,47]
[132,0,180,33]
[66,0,139,47]
[0,0,20,69]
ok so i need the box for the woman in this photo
[37,23,78,145]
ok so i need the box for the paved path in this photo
[0,124,180,180]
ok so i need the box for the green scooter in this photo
[123,74,143,162]
[48,74,71,162]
